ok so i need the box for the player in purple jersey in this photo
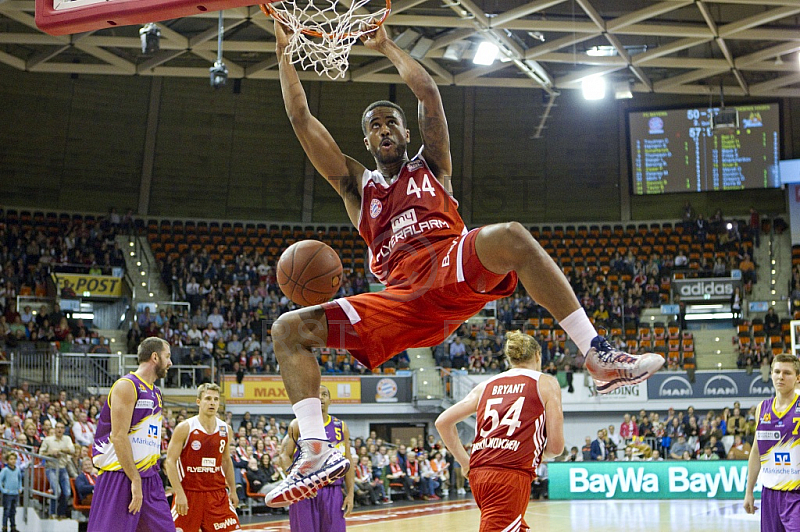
[744,353,800,532]
[87,337,175,532]
[280,386,354,532]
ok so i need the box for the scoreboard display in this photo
[628,104,780,195]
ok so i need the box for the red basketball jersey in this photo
[177,416,230,492]
[470,368,547,475]
[358,151,467,286]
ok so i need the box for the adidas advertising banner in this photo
[671,277,741,302]
[549,461,761,500]
[647,371,775,399]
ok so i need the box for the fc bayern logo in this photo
[370,198,382,218]
[191,440,201,451]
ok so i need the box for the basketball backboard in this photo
[35,0,256,35]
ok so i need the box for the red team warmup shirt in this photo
[471,368,547,474]
[177,416,229,492]
[323,152,518,368]
[469,368,547,532]
[173,416,241,532]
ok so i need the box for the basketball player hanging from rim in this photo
[266,19,665,508]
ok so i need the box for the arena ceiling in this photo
[1,0,800,99]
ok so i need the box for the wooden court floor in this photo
[240,498,762,531]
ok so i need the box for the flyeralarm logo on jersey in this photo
[391,208,417,232]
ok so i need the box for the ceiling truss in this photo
[0,0,799,97]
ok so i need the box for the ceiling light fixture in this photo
[473,41,499,65]
[582,76,606,100]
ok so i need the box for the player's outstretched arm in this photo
[743,432,760,514]
[164,421,191,516]
[539,375,564,461]
[275,22,365,201]
[221,425,239,508]
[362,26,452,186]
[435,383,484,476]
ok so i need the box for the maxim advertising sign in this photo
[647,371,775,399]
[671,277,741,302]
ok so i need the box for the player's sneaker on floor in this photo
[264,438,350,508]
[585,336,664,394]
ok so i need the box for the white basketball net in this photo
[266,0,390,80]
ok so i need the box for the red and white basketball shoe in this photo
[585,336,664,394]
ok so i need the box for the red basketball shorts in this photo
[323,228,517,369]
[470,467,533,532]
[172,489,241,532]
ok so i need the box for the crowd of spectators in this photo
[0,380,487,519]
[0,208,127,346]
[569,403,758,463]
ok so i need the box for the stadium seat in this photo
[70,477,91,512]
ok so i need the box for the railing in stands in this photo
[0,438,57,524]
[121,353,216,390]
[7,349,122,394]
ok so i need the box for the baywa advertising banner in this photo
[647,371,775,399]
[550,461,761,500]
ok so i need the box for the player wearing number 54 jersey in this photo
[744,354,800,532]
[436,331,563,532]
[165,383,241,532]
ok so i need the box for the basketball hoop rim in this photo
[259,0,390,39]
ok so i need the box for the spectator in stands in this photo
[607,424,622,451]
[0,450,22,532]
[430,451,448,496]
[418,452,440,501]
[449,336,467,368]
[564,446,582,462]
[739,253,756,287]
[726,406,746,438]
[695,214,708,242]
[207,307,224,330]
[669,435,692,460]
[580,437,592,461]
[764,307,780,335]
[590,430,607,461]
[40,421,74,519]
[712,257,727,277]
[386,454,414,501]
[708,435,726,459]
[682,201,695,229]
[71,410,95,448]
[355,455,388,505]
[726,435,751,460]
[619,414,638,440]
[673,249,688,268]
[531,462,548,500]
[729,286,743,325]
[74,456,98,505]
[698,446,718,461]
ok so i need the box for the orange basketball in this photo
[276,240,343,307]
